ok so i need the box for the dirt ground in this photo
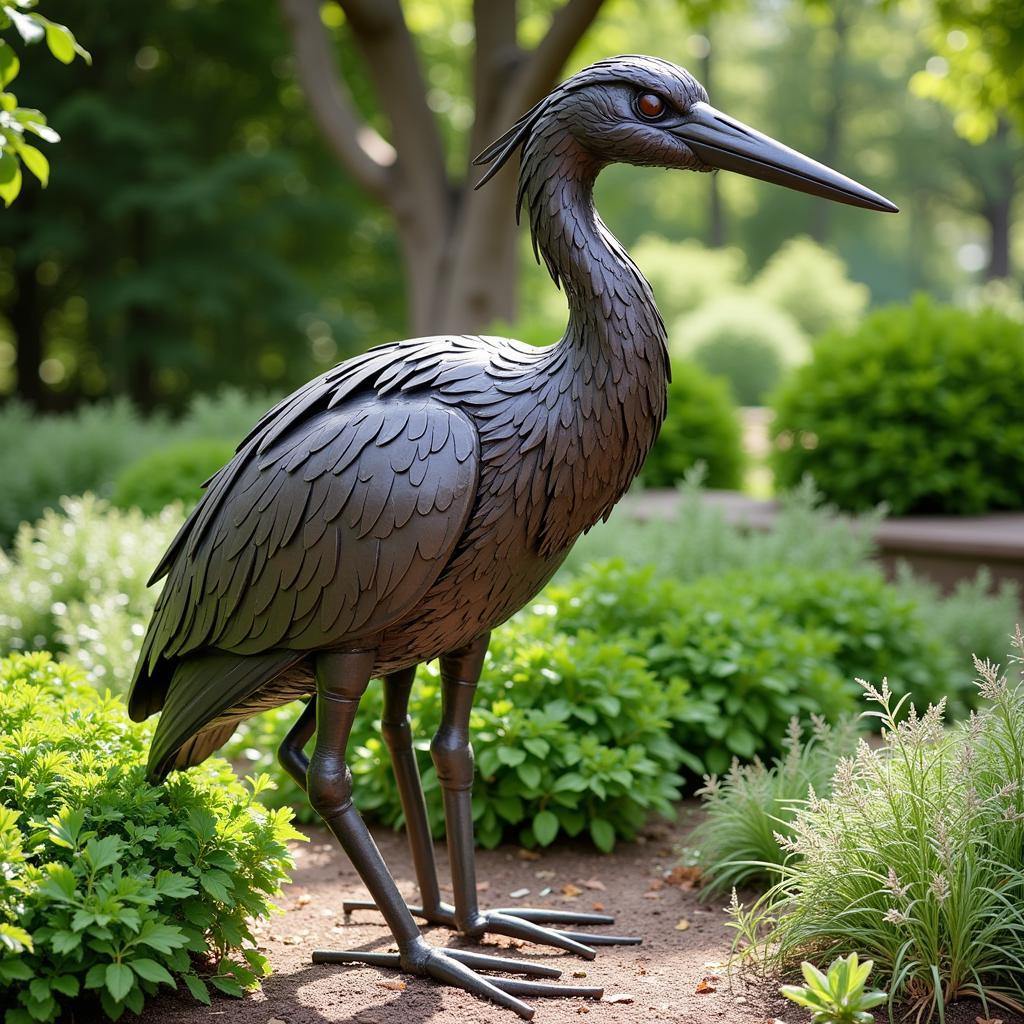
[137,805,1021,1024]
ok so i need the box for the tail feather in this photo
[149,648,304,780]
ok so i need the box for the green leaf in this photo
[532,810,559,846]
[16,142,47,185]
[516,762,541,789]
[136,922,186,955]
[209,975,244,997]
[50,975,79,997]
[105,963,134,1003]
[183,973,211,1005]
[43,20,74,63]
[0,40,19,86]
[496,747,526,767]
[0,155,21,205]
[199,870,233,904]
[589,818,615,852]
[153,870,197,899]
[130,958,175,986]
[522,738,549,758]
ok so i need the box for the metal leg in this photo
[277,697,316,789]
[430,635,641,955]
[307,650,600,1018]
[344,667,445,920]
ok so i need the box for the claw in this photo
[445,949,562,978]
[491,908,615,926]
[311,942,606,1020]
[556,929,642,946]
[486,911,597,960]
[491,978,604,999]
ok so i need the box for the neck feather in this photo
[518,125,669,369]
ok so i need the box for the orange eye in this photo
[636,93,665,119]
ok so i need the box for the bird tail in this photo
[148,648,306,781]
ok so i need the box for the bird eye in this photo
[636,93,666,120]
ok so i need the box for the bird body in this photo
[129,55,895,1016]
[129,95,670,778]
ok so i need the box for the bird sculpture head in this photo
[476,54,896,215]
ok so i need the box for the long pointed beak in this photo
[674,101,898,213]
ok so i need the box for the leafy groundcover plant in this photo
[231,610,691,851]
[0,652,303,1023]
[733,633,1024,1023]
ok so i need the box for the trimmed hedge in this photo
[772,297,1024,514]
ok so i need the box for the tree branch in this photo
[278,0,395,203]
[337,0,449,216]
[511,0,605,113]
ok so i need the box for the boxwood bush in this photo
[0,652,302,1024]
[673,294,809,405]
[112,439,238,516]
[640,360,744,489]
[772,297,1024,514]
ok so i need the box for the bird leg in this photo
[277,695,316,787]
[307,650,602,1019]
[347,640,639,952]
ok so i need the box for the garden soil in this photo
[136,805,1020,1024]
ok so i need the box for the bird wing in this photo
[128,393,479,720]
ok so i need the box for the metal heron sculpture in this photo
[129,55,896,1018]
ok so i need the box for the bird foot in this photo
[343,899,641,958]
[312,941,603,1019]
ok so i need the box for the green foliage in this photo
[0,390,274,544]
[566,474,881,583]
[735,637,1024,1021]
[0,651,303,1023]
[0,495,175,686]
[674,294,809,405]
[112,439,237,516]
[689,717,859,895]
[0,1,88,206]
[772,297,1024,514]
[752,237,869,340]
[0,400,167,544]
[631,235,747,323]
[233,611,690,851]
[641,359,744,489]
[911,0,1024,141]
[780,953,888,1024]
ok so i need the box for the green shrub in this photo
[780,953,888,1024]
[568,474,881,580]
[752,236,869,339]
[231,610,693,851]
[176,388,276,442]
[632,235,747,322]
[0,400,167,545]
[112,439,237,516]
[735,637,1024,1021]
[771,297,1024,514]
[641,361,744,489]
[522,561,858,774]
[689,716,859,895]
[0,652,303,1024]
[0,496,177,687]
[0,390,274,546]
[673,294,809,405]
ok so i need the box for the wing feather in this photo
[128,394,479,720]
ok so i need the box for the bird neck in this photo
[520,128,669,372]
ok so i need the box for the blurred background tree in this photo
[0,0,1020,414]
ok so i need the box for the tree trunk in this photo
[700,29,725,248]
[981,120,1016,281]
[11,261,43,408]
[280,0,604,338]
